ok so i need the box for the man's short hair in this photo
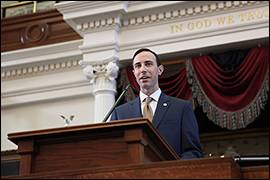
[132,48,161,66]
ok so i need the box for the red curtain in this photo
[191,46,268,111]
[159,68,191,100]
[124,46,269,130]
[186,46,269,130]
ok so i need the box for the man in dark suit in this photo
[110,48,204,159]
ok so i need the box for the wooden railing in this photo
[1,8,82,52]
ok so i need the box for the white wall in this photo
[1,94,95,151]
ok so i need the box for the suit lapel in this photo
[152,92,170,128]
[128,97,142,118]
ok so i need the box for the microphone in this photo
[102,85,139,122]
[130,84,139,95]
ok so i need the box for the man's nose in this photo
[140,65,147,73]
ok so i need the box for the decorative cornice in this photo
[78,17,121,32]
[72,1,264,32]
[55,1,129,20]
[1,40,83,79]
[55,1,129,36]
[121,1,265,27]
[1,39,83,65]
[1,59,81,79]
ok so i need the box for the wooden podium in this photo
[7,118,179,175]
[4,118,268,179]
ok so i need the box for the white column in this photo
[81,58,119,123]
[93,77,116,123]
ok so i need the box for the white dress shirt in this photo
[140,88,161,116]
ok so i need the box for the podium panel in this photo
[3,157,244,179]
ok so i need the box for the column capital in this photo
[80,56,119,84]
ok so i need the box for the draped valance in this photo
[120,46,269,130]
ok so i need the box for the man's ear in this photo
[158,65,164,75]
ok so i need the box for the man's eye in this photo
[135,64,141,68]
[146,62,153,66]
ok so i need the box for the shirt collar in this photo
[140,88,161,103]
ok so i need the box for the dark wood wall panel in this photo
[1,9,82,52]
[48,21,77,40]
[1,27,24,47]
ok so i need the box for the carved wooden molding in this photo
[1,9,82,52]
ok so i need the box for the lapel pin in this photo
[163,103,167,107]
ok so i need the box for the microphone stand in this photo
[102,85,138,122]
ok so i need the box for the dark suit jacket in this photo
[110,92,204,159]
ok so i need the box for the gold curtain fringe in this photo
[185,58,269,130]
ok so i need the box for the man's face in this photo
[132,51,164,95]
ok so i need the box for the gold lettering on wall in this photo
[256,10,263,18]
[204,20,211,27]
[171,24,183,32]
[170,8,269,33]
[187,22,194,30]
[264,9,269,16]
[247,12,254,20]
[238,13,245,21]
[216,17,226,25]
[227,15,234,23]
